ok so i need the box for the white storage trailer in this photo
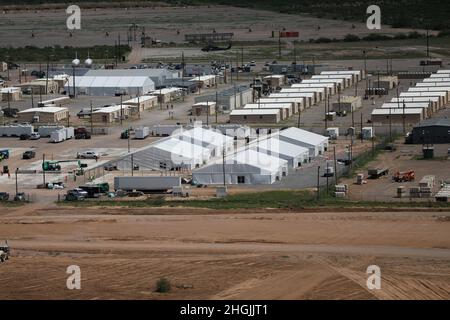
[0,124,34,137]
[38,125,65,137]
[114,176,181,192]
[152,124,183,136]
[135,126,150,139]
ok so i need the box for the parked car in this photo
[65,189,87,201]
[19,134,30,140]
[22,150,36,159]
[14,192,26,202]
[104,163,118,171]
[0,192,9,201]
[77,151,99,159]
[29,132,40,140]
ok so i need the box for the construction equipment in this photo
[42,160,86,174]
[392,170,415,182]
[0,240,10,262]
[0,149,9,162]
[120,129,130,139]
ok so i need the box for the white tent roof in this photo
[230,149,288,172]
[253,138,309,158]
[153,138,210,159]
[277,127,328,146]
[179,127,233,148]
[66,76,153,88]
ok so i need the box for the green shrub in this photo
[156,277,171,293]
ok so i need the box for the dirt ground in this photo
[343,142,450,202]
[0,5,427,48]
[0,205,449,300]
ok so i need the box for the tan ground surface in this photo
[1,206,449,300]
[0,5,425,48]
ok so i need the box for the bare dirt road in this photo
[0,206,449,300]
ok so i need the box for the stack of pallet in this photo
[334,184,348,198]
[419,175,435,198]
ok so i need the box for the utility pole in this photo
[206,101,209,126]
[15,168,19,196]
[131,154,134,176]
[371,119,375,157]
[222,146,226,187]
[45,53,49,94]
[389,105,392,143]
[316,165,320,201]
[90,100,93,135]
[324,89,328,131]
[127,125,131,153]
[278,31,281,59]
[333,146,338,186]
[360,113,363,143]
[215,91,218,123]
[120,94,123,125]
[426,29,430,59]
[297,107,301,128]
[42,154,46,187]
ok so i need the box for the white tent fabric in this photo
[193,149,288,185]
[65,76,155,96]
[276,127,329,158]
[251,138,309,168]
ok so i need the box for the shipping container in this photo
[114,176,181,192]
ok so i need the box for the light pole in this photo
[71,56,80,99]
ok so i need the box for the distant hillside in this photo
[1,0,449,30]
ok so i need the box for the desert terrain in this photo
[0,205,449,300]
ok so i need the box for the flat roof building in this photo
[371,108,424,125]
[332,96,362,113]
[17,106,68,123]
[230,108,281,124]
[410,118,450,144]
[91,105,131,123]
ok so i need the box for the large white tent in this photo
[66,76,155,96]
[132,137,210,170]
[178,127,234,157]
[193,149,288,185]
[250,138,309,168]
[276,127,329,158]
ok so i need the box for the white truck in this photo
[49,127,74,143]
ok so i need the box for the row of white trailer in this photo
[119,126,329,185]
[371,69,450,125]
[230,70,365,123]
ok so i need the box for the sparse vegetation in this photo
[156,277,171,293]
[0,45,131,63]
